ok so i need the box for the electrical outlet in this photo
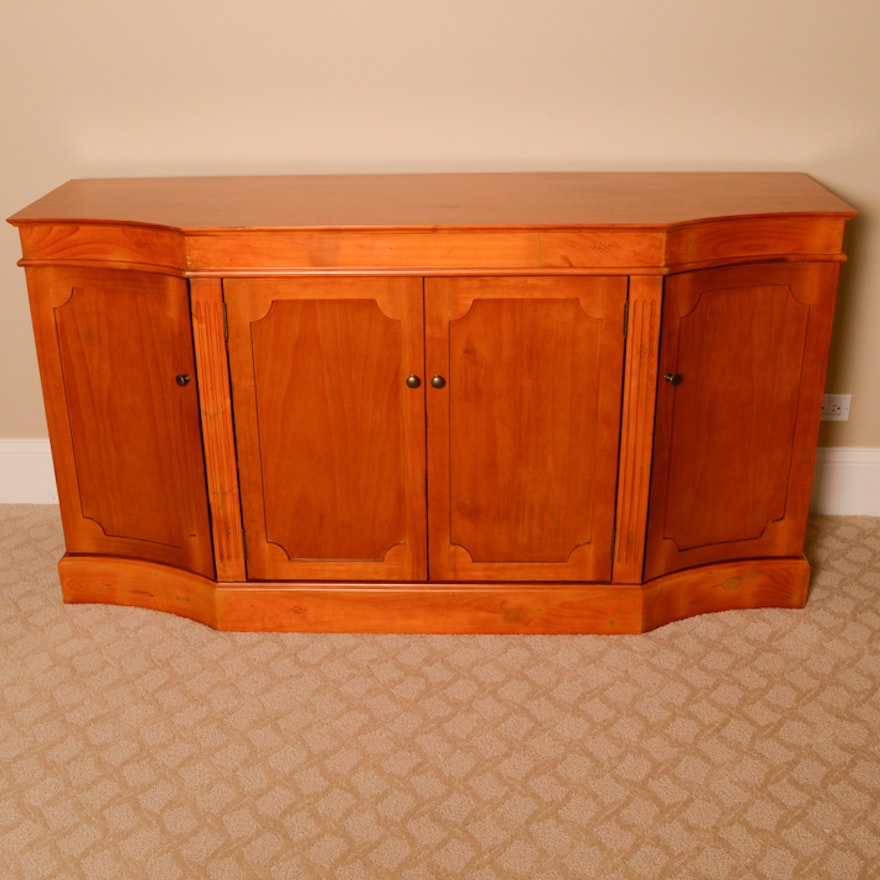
[821,393,851,421]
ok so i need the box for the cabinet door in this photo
[225,277,427,581]
[644,262,840,580]
[425,276,628,582]
[26,267,214,577]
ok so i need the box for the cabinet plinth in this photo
[8,172,855,633]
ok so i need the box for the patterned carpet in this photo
[1,505,879,879]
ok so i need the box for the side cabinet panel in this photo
[225,277,427,581]
[645,262,840,580]
[425,276,627,582]
[26,266,215,577]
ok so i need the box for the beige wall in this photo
[2,0,878,445]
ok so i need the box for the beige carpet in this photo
[1,505,878,879]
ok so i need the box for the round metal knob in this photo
[431,375,447,389]
[664,373,682,386]
[175,374,192,387]
[405,374,422,388]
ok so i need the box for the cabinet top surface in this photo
[8,172,855,231]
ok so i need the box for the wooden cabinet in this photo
[8,172,856,633]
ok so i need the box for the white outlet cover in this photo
[822,394,852,421]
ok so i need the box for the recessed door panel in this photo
[426,276,627,582]
[225,277,427,581]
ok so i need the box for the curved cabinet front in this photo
[25,266,215,578]
[645,261,840,581]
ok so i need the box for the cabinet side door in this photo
[426,276,627,582]
[225,277,427,581]
[26,266,215,577]
[645,261,840,580]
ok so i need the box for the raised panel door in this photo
[644,262,840,580]
[26,267,214,577]
[425,276,628,582]
[224,277,427,581]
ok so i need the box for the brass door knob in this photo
[431,375,446,389]
[664,373,682,386]
[175,374,192,387]
[405,374,421,388]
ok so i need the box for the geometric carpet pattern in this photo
[1,505,879,879]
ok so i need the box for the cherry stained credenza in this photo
[8,172,856,633]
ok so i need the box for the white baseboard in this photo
[810,447,880,516]
[1,439,879,515]
[0,438,58,503]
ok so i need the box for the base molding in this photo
[0,438,57,503]
[59,554,810,634]
[810,447,880,515]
